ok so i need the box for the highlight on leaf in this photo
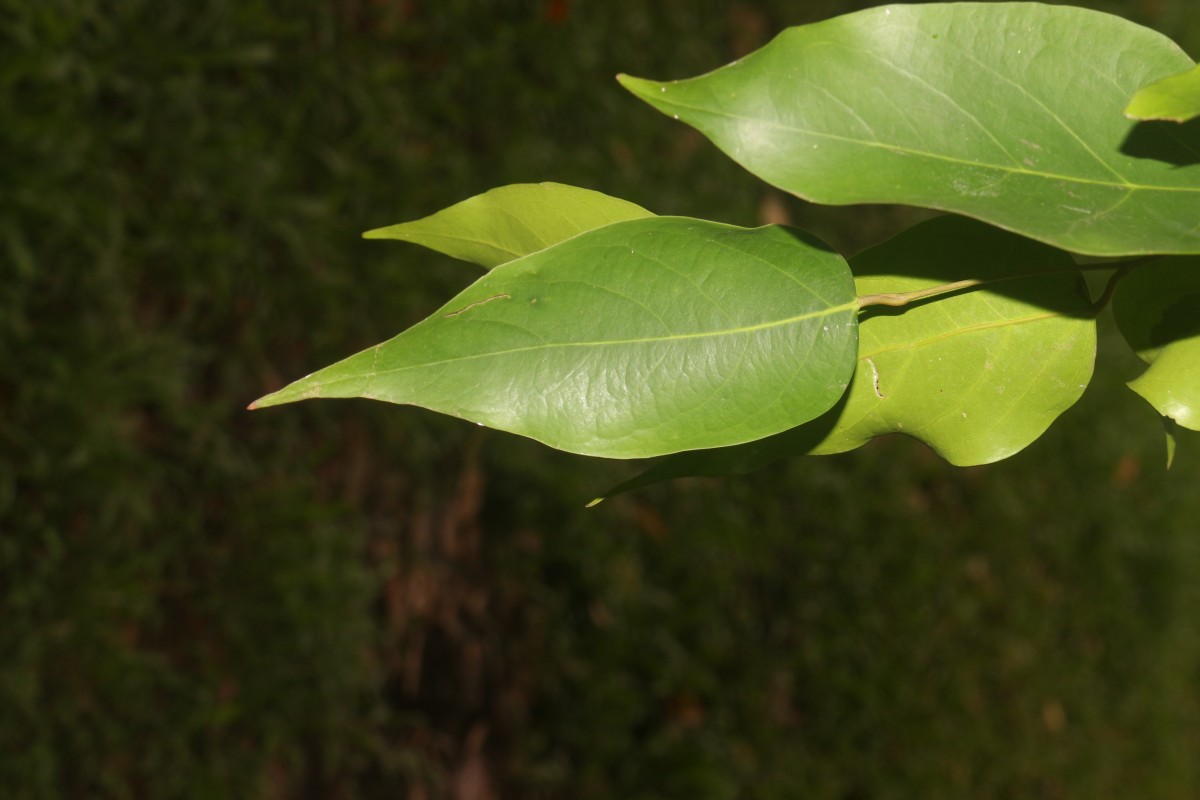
[620,3,1200,256]
[598,216,1098,501]
[252,216,859,459]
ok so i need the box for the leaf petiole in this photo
[855,257,1162,313]
[856,279,982,309]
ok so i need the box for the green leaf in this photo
[252,217,858,459]
[1113,257,1200,431]
[599,216,1096,501]
[1126,64,1200,123]
[619,4,1200,257]
[812,218,1096,463]
[363,182,654,269]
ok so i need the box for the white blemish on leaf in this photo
[443,293,511,318]
[867,356,885,399]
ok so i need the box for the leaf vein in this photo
[651,96,1196,194]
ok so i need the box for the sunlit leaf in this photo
[252,217,858,458]
[599,216,1096,500]
[364,182,654,269]
[813,219,1096,461]
[620,4,1200,256]
[1113,257,1200,431]
[1126,64,1200,123]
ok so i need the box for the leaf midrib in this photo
[369,229,523,260]
[313,300,858,391]
[650,95,1198,195]
[860,309,1065,359]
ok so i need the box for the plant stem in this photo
[855,256,1164,312]
[1091,264,1133,314]
[856,279,982,308]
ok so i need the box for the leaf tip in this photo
[585,496,605,509]
[247,386,297,411]
[362,225,395,240]
[616,73,665,101]
[1164,416,1179,469]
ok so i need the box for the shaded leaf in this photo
[1113,257,1200,431]
[1126,64,1200,123]
[620,4,1200,256]
[812,219,1096,463]
[600,216,1096,500]
[252,217,858,459]
[1165,417,1178,469]
[364,182,654,269]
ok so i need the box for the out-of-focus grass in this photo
[1,1,1197,798]
[509,322,1200,798]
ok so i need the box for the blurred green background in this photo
[3,1,1199,797]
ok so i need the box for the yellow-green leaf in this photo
[1126,64,1200,123]
[364,182,654,269]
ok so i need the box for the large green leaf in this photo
[364,182,654,269]
[808,219,1095,462]
[1126,65,1200,123]
[251,217,858,458]
[1113,258,1200,431]
[619,3,1200,257]
[599,216,1096,500]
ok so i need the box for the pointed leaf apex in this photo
[617,74,668,101]
[362,225,405,240]
[248,378,325,410]
[1165,417,1179,469]
[247,390,286,410]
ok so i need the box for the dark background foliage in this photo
[2,1,1198,797]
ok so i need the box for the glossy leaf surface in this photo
[252,217,858,458]
[1126,65,1200,123]
[364,182,654,269]
[1114,258,1200,431]
[601,216,1096,500]
[620,3,1200,256]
